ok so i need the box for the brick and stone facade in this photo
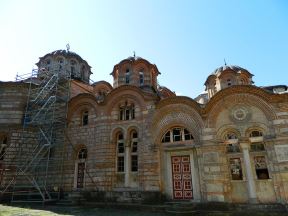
[1,50,288,204]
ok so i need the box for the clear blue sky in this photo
[0,0,287,98]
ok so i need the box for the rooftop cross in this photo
[66,44,70,52]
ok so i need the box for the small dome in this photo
[213,65,250,75]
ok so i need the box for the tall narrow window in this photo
[139,72,144,86]
[125,69,130,84]
[78,148,87,159]
[81,65,86,80]
[254,156,269,179]
[82,111,89,126]
[229,158,243,180]
[71,60,77,78]
[58,58,63,70]
[131,131,138,172]
[117,133,125,172]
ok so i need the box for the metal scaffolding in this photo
[0,66,71,203]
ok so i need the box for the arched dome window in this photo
[161,127,193,143]
[57,57,64,69]
[139,71,144,86]
[227,79,232,86]
[125,69,130,84]
[70,60,77,76]
[81,65,86,80]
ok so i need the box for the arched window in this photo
[119,103,135,121]
[225,132,238,140]
[139,71,144,86]
[130,131,138,172]
[117,132,125,172]
[82,111,89,126]
[224,132,240,153]
[250,130,263,137]
[161,127,193,143]
[78,148,87,159]
[125,69,130,84]
[81,65,86,80]
[0,136,7,160]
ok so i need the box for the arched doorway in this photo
[160,127,201,201]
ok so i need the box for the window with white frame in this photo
[161,127,193,143]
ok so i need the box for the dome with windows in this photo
[36,49,92,84]
[204,64,254,99]
[111,55,160,90]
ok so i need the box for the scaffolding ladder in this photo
[0,66,71,203]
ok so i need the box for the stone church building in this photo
[0,49,288,204]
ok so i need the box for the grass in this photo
[0,204,69,216]
[1,204,287,216]
[0,204,166,216]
